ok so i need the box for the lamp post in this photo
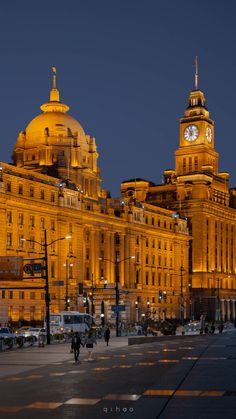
[64,256,76,311]
[99,255,135,337]
[23,231,71,344]
[180,266,184,325]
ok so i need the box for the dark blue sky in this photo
[1,0,236,196]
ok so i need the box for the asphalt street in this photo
[0,332,236,419]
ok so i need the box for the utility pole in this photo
[91,273,95,320]
[115,255,120,338]
[180,266,184,325]
[65,259,70,311]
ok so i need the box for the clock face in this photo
[184,125,199,142]
[206,126,212,143]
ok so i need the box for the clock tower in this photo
[176,60,218,177]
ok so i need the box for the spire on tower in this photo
[194,56,199,90]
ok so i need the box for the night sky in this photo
[1,0,236,196]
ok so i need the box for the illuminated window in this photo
[7,211,12,223]
[29,236,35,250]
[7,232,13,247]
[6,181,11,192]
[18,213,24,226]
[18,234,24,248]
[29,186,34,197]
[29,215,35,227]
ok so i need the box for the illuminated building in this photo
[122,62,236,321]
[0,70,189,326]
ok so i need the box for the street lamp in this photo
[64,256,76,311]
[22,230,71,344]
[180,266,185,325]
[99,255,135,337]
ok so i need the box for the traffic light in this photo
[163,290,167,301]
[159,290,163,301]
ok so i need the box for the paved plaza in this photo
[0,331,236,418]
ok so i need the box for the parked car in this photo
[16,327,45,341]
[0,327,16,338]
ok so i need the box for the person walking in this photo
[84,330,97,360]
[104,326,111,346]
[71,331,83,364]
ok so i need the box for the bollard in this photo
[38,334,45,347]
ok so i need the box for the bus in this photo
[49,311,93,334]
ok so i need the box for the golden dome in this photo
[15,71,87,150]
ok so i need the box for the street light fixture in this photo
[22,231,71,344]
[99,255,135,337]
[64,255,76,311]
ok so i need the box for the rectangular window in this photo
[146,255,149,265]
[51,192,55,203]
[19,291,24,299]
[6,182,11,192]
[158,273,161,286]
[194,156,198,171]
[29,215,35,227]
[18,234,24,248]
[146,272,149,285]
[146,238,149,247]
[51,261,55,278]
[183,158,186,173]
[29,236,35,250]
[18,184,23,195]
[189,157,192,172]
[9,291,13,299]
[136,236,139,245]
[7,232,13,247]
[18,213,24,226]
[51,220,55,231]
[40,189,45,200]
[30,292,35,300]
[40,218,45,229]
[29,186,34,197]
[2,290,5,299]
[7,211,12,224]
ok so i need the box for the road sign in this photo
[31,263,42,272]
[23,264,34,275]
[111,304,126,312]
[0,256,23,280]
